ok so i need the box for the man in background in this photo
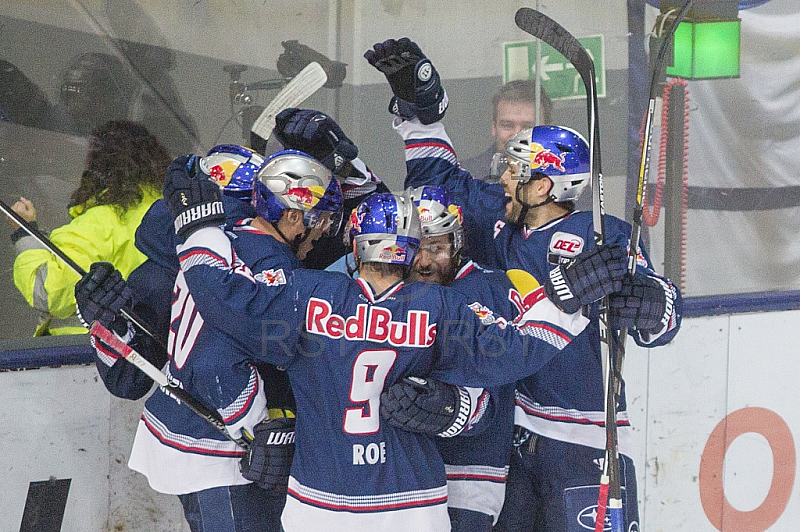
[460,79,552,181]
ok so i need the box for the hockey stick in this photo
[1,198,162,347]
[249,61,327,141]
[90,321,251,449]
[514,9,621,532]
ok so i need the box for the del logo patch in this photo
[548,231,584,264]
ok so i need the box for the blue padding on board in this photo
[684,290,800,318]
[0,343,94,370]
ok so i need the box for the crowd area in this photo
[7,37,682,532]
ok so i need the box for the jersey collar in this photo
[356,277,405,303]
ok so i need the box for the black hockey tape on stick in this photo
[90,321,251,450]
[1,198,163,347]
[515,9,620,532]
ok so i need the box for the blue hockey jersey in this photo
[177,225,590,531]
[394,117,682,455]
[437,260,518,523]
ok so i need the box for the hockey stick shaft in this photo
[514,9,621,531]
[615,0,692,392]
[90,321,251,449]
[2,198,162,345]
[250,61,327,141]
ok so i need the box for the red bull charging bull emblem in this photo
[284,187,314,207]
[379,244,406,263]
[530,143,566,172]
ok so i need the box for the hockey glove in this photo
[609,273,674,334]
[364,38,448,124]
[544,243,628,314]
[240,417,295,492]
[163,155,225,238]
[274,108,358,175]
[75,262,131,336]
[380,377,471,437]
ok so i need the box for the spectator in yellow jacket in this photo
[9,120,170,335]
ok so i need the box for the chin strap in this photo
[274,224,310,254]
[509,179,553,227]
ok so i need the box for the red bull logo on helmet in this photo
[379,244,407,263]
[283,186,323,208]
[350,210,365,233]
[208,164,230,186]
[418,206,434,223]
[529,142,566,172]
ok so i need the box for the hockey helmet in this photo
[252,149,343,230]
[351,192,421,266]
[504,125,591,203]
[201,144,264,201]
[409,185,464,254]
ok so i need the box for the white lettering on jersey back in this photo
[352,442,387,465]
[305,298,436,347]
[169,271,204,369]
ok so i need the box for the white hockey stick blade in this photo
[250,61,328,140]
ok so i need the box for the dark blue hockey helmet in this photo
[350,192,421,266]
[504,125,591,202]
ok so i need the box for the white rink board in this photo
[626,310,800,531]
[1,309,799,530]
[0,364,110,531]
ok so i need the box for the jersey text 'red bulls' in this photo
[306,298,437,347]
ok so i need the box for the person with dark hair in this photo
[460,79,553,181]
[9,119,169,335]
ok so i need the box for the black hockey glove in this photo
[609,273,674,334]
[364,38,448,124]
[380,377,471,437]
[75,261,131,336]
[544,243,628,314]
[240,417,295,492]
[163,155,225,238]
[274,108,358,175]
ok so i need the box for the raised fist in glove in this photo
[240,416,295,492]
[380,377,471,437]
[163,154,225,238]
[609,273,674,333]
[364,37,448,124]
[274,108,358,174]
[544,243,628,314]
[75,261,131,336]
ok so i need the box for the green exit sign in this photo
[503,36,606,101]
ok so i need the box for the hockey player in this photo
[162,149,612,530]
[76,146,342,532]
[382,184,520,531]
[365,37,682,532]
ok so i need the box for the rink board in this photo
[1,298,799,531]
